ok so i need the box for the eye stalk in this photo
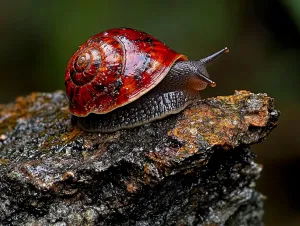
[201,47,229,65]
[197,47,230,87]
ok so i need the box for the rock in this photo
[0,90,279,225]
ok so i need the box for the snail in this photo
[65,28,228,132]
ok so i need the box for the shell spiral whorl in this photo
[71,48,101,86]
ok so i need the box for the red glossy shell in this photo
[65,28,187,116]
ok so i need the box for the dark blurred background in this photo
[1,0,300,225]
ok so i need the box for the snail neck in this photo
[168,60,213,91]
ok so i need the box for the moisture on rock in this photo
[0,90,279,225]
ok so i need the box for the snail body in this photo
[65,28,228,132]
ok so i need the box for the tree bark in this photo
[0,90,279,226]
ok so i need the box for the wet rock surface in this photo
[0,90,279,225]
